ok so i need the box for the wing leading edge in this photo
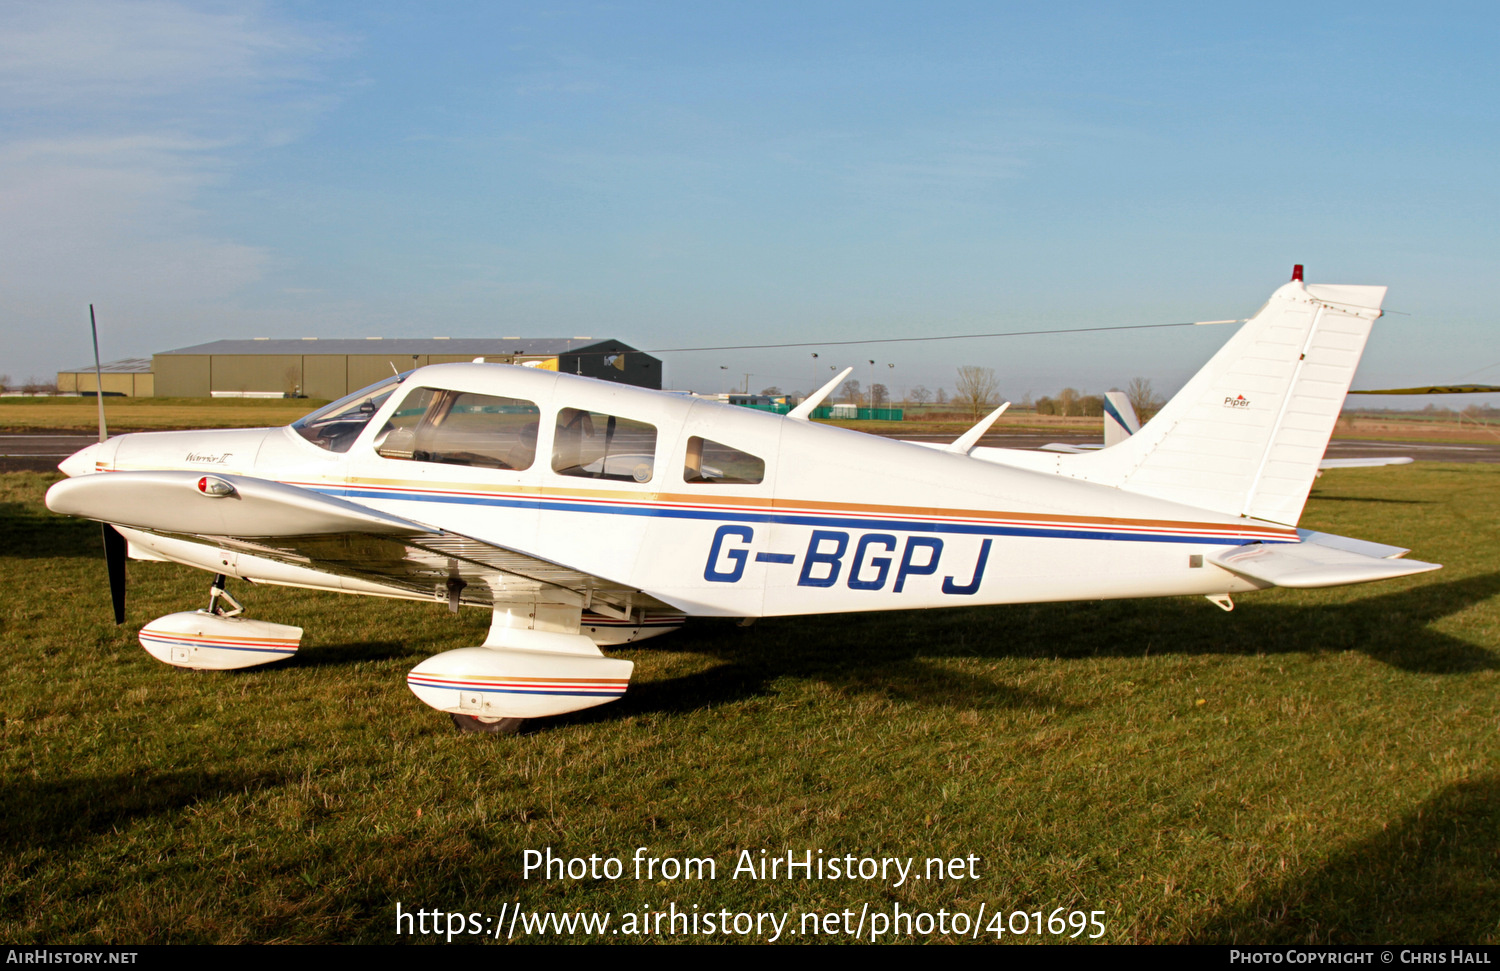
[45,471,672,617]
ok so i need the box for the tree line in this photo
[757,370,1168,420]
[952,368,1165,421]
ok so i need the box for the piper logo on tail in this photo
[1223,395,1250,409]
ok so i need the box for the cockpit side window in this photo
[292,373,406,453]
[684,437,765,485]
[375,388,541,470]
[552,408,657,483]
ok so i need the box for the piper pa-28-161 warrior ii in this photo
[46,268,1440,733]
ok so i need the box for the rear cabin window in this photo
[684,437,765,485]
[374,388,540,470]
[551,408,657,483]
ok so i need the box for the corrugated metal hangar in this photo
[91,337,661,399]
[56,358,154,397]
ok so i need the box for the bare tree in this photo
[870,383,889,407]
[1056,387,1079,417]
[909,385,932,406]
[1125,377,1165,422]
[838,378,862,405]
[954,366,998,421]
[759,386,781,396]
[935,388,947,405]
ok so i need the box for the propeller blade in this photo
[102,523,126,624]
[90,304,108,443]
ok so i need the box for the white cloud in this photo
[0,1,337,111]
[0,1,348,378]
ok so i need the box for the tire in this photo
[450,713,526,735]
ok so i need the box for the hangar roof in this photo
[59,357,154,374]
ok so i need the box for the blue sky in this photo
[2,2,1496,406]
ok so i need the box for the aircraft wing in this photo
[45,471,672,615]
[1349,385,1500,395]
[1317,456,1414,470]
[1208,529,1440,589]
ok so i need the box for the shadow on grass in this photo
[288,640,420,668]
[945,570,1500,675]
[1191,775,1500,944]
[594,630,1068,726]
[0,769,286,855]
[0,502,100,558]
[552,571,1500,727]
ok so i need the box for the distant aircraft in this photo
[1042,393,1415,472]
[1037,390,1143,453]
[46,269,1440,733]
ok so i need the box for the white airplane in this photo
[1043,388,1415,471]
[46,270,1441,734]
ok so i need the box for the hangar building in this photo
[150,338,661,399]
[56,358,154,397]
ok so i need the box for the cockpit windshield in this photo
[292,372,409,453]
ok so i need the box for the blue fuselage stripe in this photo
[316,486,1280,547]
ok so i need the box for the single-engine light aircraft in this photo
[46,269,1440,733]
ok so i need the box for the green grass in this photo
[1,466,1497,943]
[0,397,328,432]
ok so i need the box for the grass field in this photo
[2,465,1497,944]
[0,397,329,433]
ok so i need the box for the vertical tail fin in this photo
[1086,277,1386,524]
[975,274,1387,526]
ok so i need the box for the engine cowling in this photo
[139,611,303,670]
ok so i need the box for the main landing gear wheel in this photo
[450,713,526,735]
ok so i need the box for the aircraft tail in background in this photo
[1102,391,1141,448]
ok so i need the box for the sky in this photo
[2,1,1497,408]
